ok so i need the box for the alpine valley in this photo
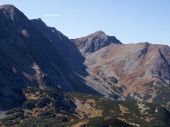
[0,4,170,127]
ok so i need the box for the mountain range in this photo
[0,4,170,127]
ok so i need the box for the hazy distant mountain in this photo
[73,31,122,55]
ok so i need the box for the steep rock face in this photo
[0,5,98,109]
[73,31,122,55]
[31,19,87,76]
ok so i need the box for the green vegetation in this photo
[1,87,76,127]
[84,117,132,127]
[22,99,36,109]
[1,88,170,127]
[66,92,170,127]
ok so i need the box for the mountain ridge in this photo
[0,4,99,110]
[73,31,122,55]
[31,18,87,76]
[1,4,170,127]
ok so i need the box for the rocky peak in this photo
[73,31,122,55]
[0,4,26,21]
[88,31,107,38]
[0,4,34,39]
[0,4,16,11]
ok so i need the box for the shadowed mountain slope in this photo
[0,5,99,109]
[31,18,87,76]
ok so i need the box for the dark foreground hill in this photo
[0,4,99,109]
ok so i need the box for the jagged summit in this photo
[0,4,16,18]
[93,30,105,34]
[88,30,106,37]
[76,30,117,40]
[73,31,122,55]
[0,4,15,10]
[0,4,28,22]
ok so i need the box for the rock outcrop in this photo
[73,31,122,55]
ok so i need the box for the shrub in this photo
[22,99,36,110]
[35,98,50,108]
[37,112,55,119]
[108,76,118,83]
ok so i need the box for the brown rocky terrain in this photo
[73,33,170,110]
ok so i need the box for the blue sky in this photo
[0,0,170,45]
